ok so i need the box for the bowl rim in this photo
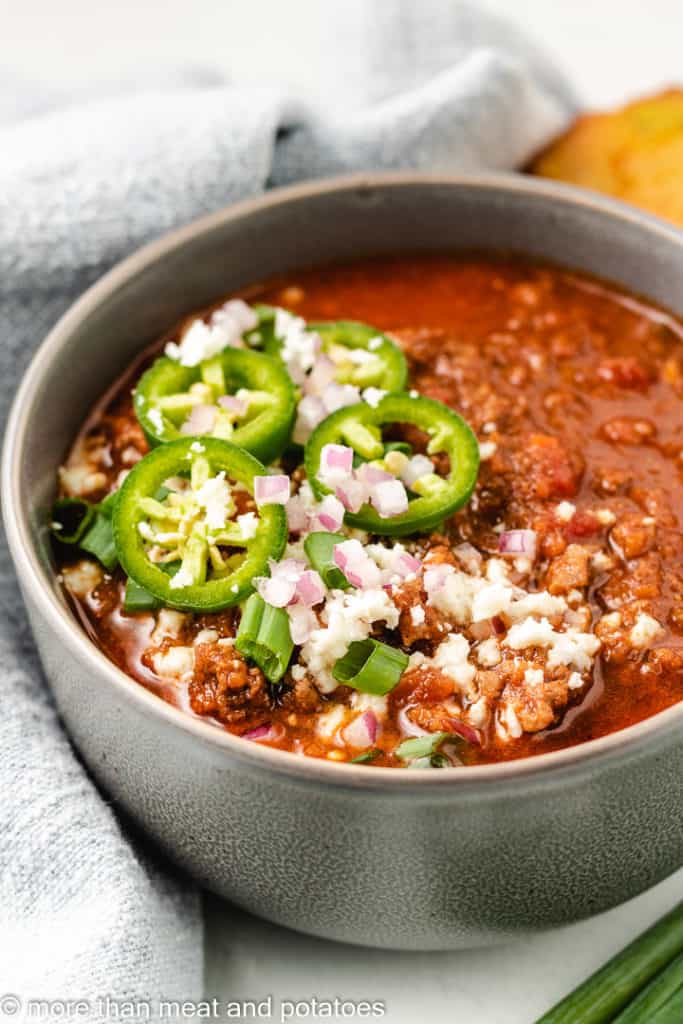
[4,170,683,792]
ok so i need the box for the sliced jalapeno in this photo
[113,437,287,612]
[245,308,408,392]
[304,394,479,536]
[134,347,296,464]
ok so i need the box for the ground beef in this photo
[189,643,270,730]
[281,673,324,714]
[545,544,591,595]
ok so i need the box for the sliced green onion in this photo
[332,638,408,695]
[123,578,161,613]
[395,732,452,761]
[350,749,381,764]
[613,952,683,1023]
[645,984,683,1024]
[535,901,683,1024]
[51,498,95,544]
[406,752,450,770]
[235,593,293,684]
[304,532,351,590]
[70,490,119,571]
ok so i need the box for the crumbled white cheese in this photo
[496,703,522,741]
[595,508,617,526]
[468,696,490,727]
[524,668,544,687]
[431,634,476,694]
[61,560,103,599]
[195,471,231,530]
[194,628,219,646]
[410,606,426,626]
[476,638,501,667]
[165,301,257,366]
[169,565,195,590]
[485,558,510,583]
[300,588,399,693]
[567,672,584,690]
[351,691,388,717]
[316,704,347,740]
[151,645,194,679]
[555,501,576,523]
[368,336,383,351]
[407,651,426,672]
[471,582,512,622]
[591,550,614,573]
[629,612,664,648]
[237,511,258,540]
[505,617,556,650]
[58,464,108,498]
[546,630,601,672]
[426,566,478,624]
[362,387,387,408]
[479,441,497,461]
[274,308,319,384]
[151,609,188,643]
[507,591,566,621]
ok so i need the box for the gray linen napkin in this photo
[0,1,574,1015]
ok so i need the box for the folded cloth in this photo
[0,1,574,1015]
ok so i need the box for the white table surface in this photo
[5,1,682,1018]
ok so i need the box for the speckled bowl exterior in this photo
[3,175,683,950]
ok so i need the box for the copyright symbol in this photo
[0,995,20,1016]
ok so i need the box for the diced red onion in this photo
[452,542,483,575]
[295,569,326,607]
[254,474,290,506]
[335,477,368,513]
[287,604,318,645]
[305,353,337,395]
[401,454,434,487]
[447,718,482,747]
[333,539,382,589]
[285,494,310,533]
[498,529,537,560]
[243,722,285,743]
[423,563,453,595]
[343,710,379,749]
[180,403,217,435]
[270,557,307,580]
[355,463,393,486]
[322,382,361,413]
[371,479,409,518]
[319,443,354,485]
[313,494,345,533]
[293,394,326,445]
[211,299,258,335]
[243,723,272,741]
[255,574,297,608]
[218,394,248,417]
[392,551,422,577]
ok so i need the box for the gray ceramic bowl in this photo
[3,174,683,950]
